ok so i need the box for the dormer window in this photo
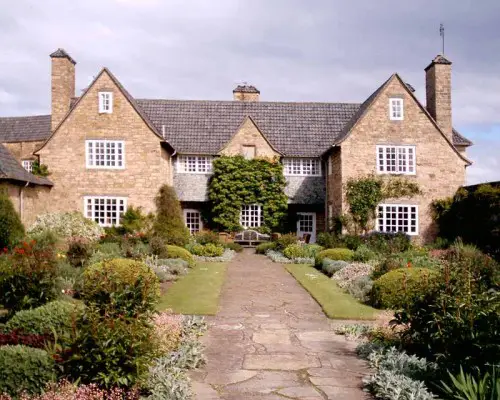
[389,98,403,120]
[99,92,113,114]
[22,160,34,173]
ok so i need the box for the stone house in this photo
[0,49,472,242]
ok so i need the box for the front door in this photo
[297,212,316,243]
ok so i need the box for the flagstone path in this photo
[191,249,370,400]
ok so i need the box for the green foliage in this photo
[120,206,154,236]
[66,237,95,268]
[371,267,438,309]
[255,241,276,254]
[0,191,25,249]
[193,231,220,245]
[0,345,55,397]
[283,244,323,259]
[144,255,189,282]
[28,212,104,242]
[208,156,288,232]
[164,245,195,266]
[67,309,157,388]
[0,240,58,314]
[315,248,354,267]
[353,244,378,262]
[361,232,412,254]
[393,244,500,369]
[224,242,243,253]
[153,185,190,246]
[275,233,298,250]
[5,300,83,340]
[432,184,500,260]
[82,258,160,317]
[347,275,374,303]
[144,361,192,400]
[186,243,224,257]
[373,250,443,280]
[321,259,349,277]
[31,160,50,177]
[344,175,421,234]
[441,366,500,400]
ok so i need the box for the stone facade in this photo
[51,54,75,132]
[174,171,211,202]
[36,70,172,216]
[1,183,51,226]
[3,141,43,162]
[327,75,467,242]
[219,117,280,159]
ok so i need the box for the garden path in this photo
[191,249,370,400]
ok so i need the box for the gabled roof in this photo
[136,99,360,156]
[0,144,52,186]
[49,48,77,65]
[453,128,473,146]
[0,115,51,143]
[36,68,173,153]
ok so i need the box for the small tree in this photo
[153,185,189,246]
[0,190,25,249]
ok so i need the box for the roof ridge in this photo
[136,98,362,106]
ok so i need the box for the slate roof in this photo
[452,129,473,146]
[233,85,260,94]
[49,48,76,65]
[0,144,52,186]
[136,99,360,156]
[0,115,51,143]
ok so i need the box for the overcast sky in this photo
[1,0,498,184]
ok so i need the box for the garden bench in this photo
[233,229,270,247]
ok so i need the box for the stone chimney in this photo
[50,48,76,131]
[233,84,260,102]
[425,55,452,141]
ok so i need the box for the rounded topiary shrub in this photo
[0,345,55,397]
[28,212,104,242]
[165,245,195,266]
[5,300,83,339]
[371,267,438,309]
[321,259,349,277]
[315,248,354,267]
[82,258,160,316]
[188,243,224,257]
[0,192,25,249]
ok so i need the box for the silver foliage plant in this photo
[265,250,314,264]
[144,255,189,282]
[193,248,236,262]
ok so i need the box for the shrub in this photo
[144,361,192,400]
[120,206,154,236]
[192,248,235,263]
[332,262,374,289]
[225,242,243,253]
[315,248,354,267]
[316,232,337,249]
[193,231,220,245]
[152,185,189,246]
[275,233,298,250]
[371,268,438,309]
[82,259,160,316]
[266,250,292,264]
[0,240,58,314]
[282,244,320,259]
[186,243,224,257]
[321,259,349,277]
[0,331,51,349]
[361,232,412,254]
[0,345,55,397]
[373,251,443,280]
[5,301,83,341]
[121,239,150,260]
[256,242,276,254]
[353,244,378,262]
[164,245,194,266]
[28,212,103,243]
[66,238,95,268]
[67,310,157,389]
[347,275,374,303]
[0,191,25,249]
[153,312,184,355]
[87,242,123,265]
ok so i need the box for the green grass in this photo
[285,264,378,320]
[157,262,228,315]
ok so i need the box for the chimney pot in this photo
[233,84,260,101]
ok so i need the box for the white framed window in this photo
[22,160,34,173]
[184,209,202,234]
[99,92,113,114]
[283,158,321,176]
[240,204,263,228]
[389,98,403,120]
[176,156,213,174]
[84,196,127,227]
[377,204,418,236]
[86,140,125,169]
[242,145,256,160]
[377,145,415,175]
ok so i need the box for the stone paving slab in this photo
[192,249,370,399]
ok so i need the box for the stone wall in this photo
[1,182,52,227]
[2,141,44,161]
[220,117,279,159]
[51,56,75,131]
[328,76,467,242]
[174,172,211,202]
[36,70,172,216]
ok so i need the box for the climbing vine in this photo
[208,156,288,233]
[344,175,421,234]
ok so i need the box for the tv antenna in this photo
[440,23,445,55]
